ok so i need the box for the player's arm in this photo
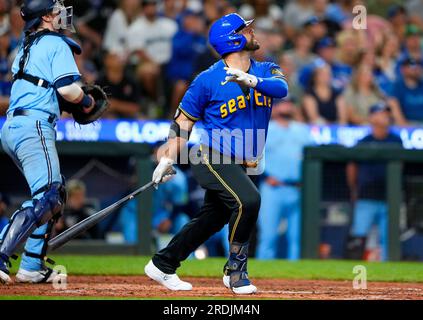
[56,80,95,113]
[152,112,195,184]
[224,66,288,99]
[52,41,95,113]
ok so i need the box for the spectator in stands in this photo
[8,4,23,53]
[55,180,97,239]
[302,60,347,124]
[284,32,317,73]
[0,0,10,37]
[406,0,423,32]
[374,34,400,96]
[257,98,313,260]
[127,0,178,101]
[255,24,285,63]
[277,53,304,111]
[387,4,408,43]
[0,26,11,115]
[315,36,352,90]
[401,24,423,62]
[166,10,207,117]
[0,192,10,234]
[326,0,356,25]
[388,56,423,125]
[152,166,189,251]
[336,29,366,68]
[97,52,143,119]
[303,16,329,47]
[159,0,186,20]
[239,0,283,32]
[72,0,117,50]
[344,64,385,125]
[282,0,314,40]
[346,102,403,261]
[103,0,142,59]
[202,0,237,25]
[75,47,98,85]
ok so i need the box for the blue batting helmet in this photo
[209,13,254,56]
[20,0,57,31]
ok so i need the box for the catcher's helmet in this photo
[209,13,254,57]
[21,0,56,31]
[21,0,73,32]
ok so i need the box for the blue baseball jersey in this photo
[9,35,81,118]
[179,59,287,161]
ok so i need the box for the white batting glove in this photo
[224,67,258,88]
[152,157,175,185]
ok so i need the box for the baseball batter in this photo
[145,13,288,294]
[0,0,100,284]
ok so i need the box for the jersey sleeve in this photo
[51,40,81,84]
[178,73,208,121]
[263,62,287,81]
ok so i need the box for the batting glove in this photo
[224,67,258,88]
[152,157,175,186]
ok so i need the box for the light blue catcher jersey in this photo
[179,59,286,161]
[9,35,81,118]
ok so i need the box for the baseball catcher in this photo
[0,0,106,285]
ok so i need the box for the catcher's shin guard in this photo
[0,182,66,259]
[224,242,256,292]
[21,220,56,270]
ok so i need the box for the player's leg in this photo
[200,159,260,294]
[346,199,378,260]
[0,118,65,284]
[256,183,284,259]
[376,201,389,261]
[284,187,301,261]
[145,190,229,290]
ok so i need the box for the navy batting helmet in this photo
[209,13,254,57]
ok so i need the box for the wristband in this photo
[80,94,93,108]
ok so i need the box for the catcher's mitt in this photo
[58,84,109,125]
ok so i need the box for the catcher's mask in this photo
[51,0,75,33]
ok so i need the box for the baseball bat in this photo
[48,180,156,251]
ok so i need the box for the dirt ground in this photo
[1,276,423,300]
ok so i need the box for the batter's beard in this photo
[244,39,260,51]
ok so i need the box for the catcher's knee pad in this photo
[0,182,66,258]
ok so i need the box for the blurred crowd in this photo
[0,0,422,124]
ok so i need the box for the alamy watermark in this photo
[51,265,68,290]
[353,265,367,290]
[352,5,367,30]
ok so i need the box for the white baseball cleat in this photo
[223,275,257,294]
[15,267,66,284]
[0,270,11,285]
[232,284,257,295]
[144,260,192,291]
[223,275,230,288]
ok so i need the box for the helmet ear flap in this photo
[224,33,247,55]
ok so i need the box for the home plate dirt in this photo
[1,276,423,300]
